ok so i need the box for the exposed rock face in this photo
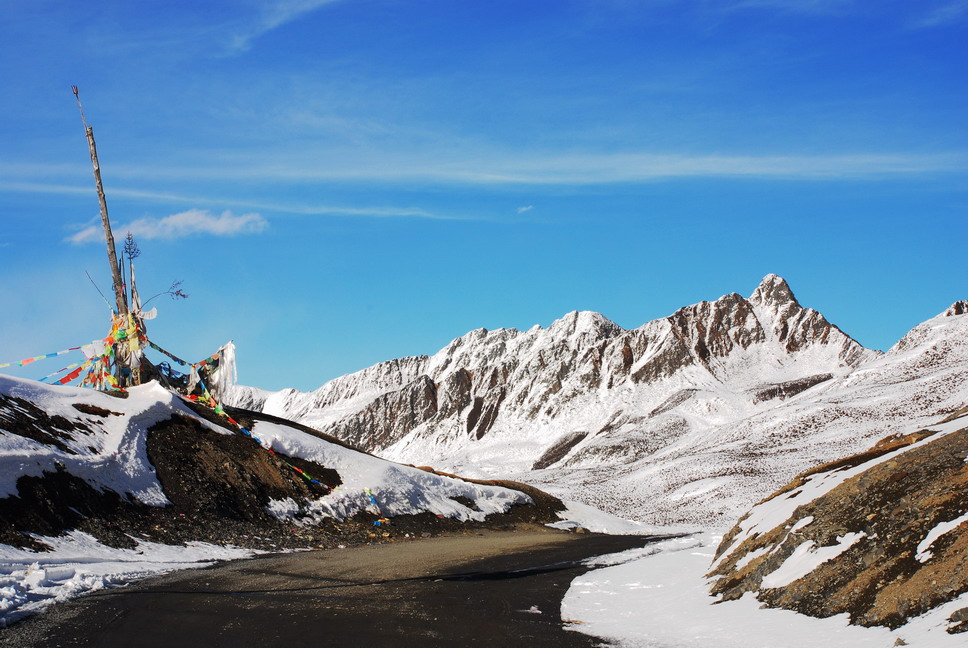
[708,411,968,634]
[946,301,968,317]
[227,276,968,526]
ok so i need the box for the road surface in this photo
[1,526,661,647]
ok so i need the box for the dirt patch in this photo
[71,403,122,417]
[751,373,833,404]
[532,431,588,469]
[146,413,339,522]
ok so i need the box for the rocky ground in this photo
[709,409,968,633]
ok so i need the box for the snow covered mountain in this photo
[228,276,968,527]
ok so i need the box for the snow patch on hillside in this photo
[251,420,530,522]
[563,532,965,647]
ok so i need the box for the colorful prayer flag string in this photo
[7,329,340,508]
[167,352,333,493]
[0,346,83,370]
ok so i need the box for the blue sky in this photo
[1,0,966,391]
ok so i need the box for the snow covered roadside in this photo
[0,531,258,628]
[549,500,696,537]
[560,532,966,648]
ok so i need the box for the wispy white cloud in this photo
[66,209,268,244]
[227,0,345,53]
[717,0,854,15]
[0,181,446,220]
[516,205,534,214]
[228,151,962,184]
[913,0,968,28]
[453,152,968,184]
[6,150,966,197]
[130,151,968,184]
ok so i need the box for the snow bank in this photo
[562,532,965,647]
[252,420,531,522]
[0,374,216,504]
[0,531,256,627]
[548,500,695,536]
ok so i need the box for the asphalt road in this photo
[1,527,662,647]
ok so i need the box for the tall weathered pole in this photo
[72,86,128,317]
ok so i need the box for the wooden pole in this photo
[72,86,128,318]
[72,86,131,389]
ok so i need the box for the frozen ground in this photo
[560,532,966,648]
[3,501,961,645]
[0,531,258,627]
[0,373,532,628]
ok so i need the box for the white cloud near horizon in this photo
[66,209,268,244]
[227,0,345,53]
[517,205,534,214]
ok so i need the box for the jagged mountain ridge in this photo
[229,276,968,526]
[232,274,873,448]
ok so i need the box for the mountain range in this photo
[228,275,968,527]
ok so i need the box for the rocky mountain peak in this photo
[748,274,799,308]
[945,300,968,317]
[548,310,623,341]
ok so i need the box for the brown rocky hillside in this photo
[707,409,968,634]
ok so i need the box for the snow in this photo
[3,288,966,639]
[0,531,257,627]
[562,532,966,647]
[251,420,531,522]
[0,373,532,628]
[916,511,968,563]
[0,375,201,504]
[548,500,695,536]
[760,532,866,589]
[231,289,968,530]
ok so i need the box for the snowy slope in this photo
[559,410,968,647]
[227,276,968,526]
[562,532,966,647]
[0,374,534,625]
[0,375,528,523]
[706,410,968,636]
